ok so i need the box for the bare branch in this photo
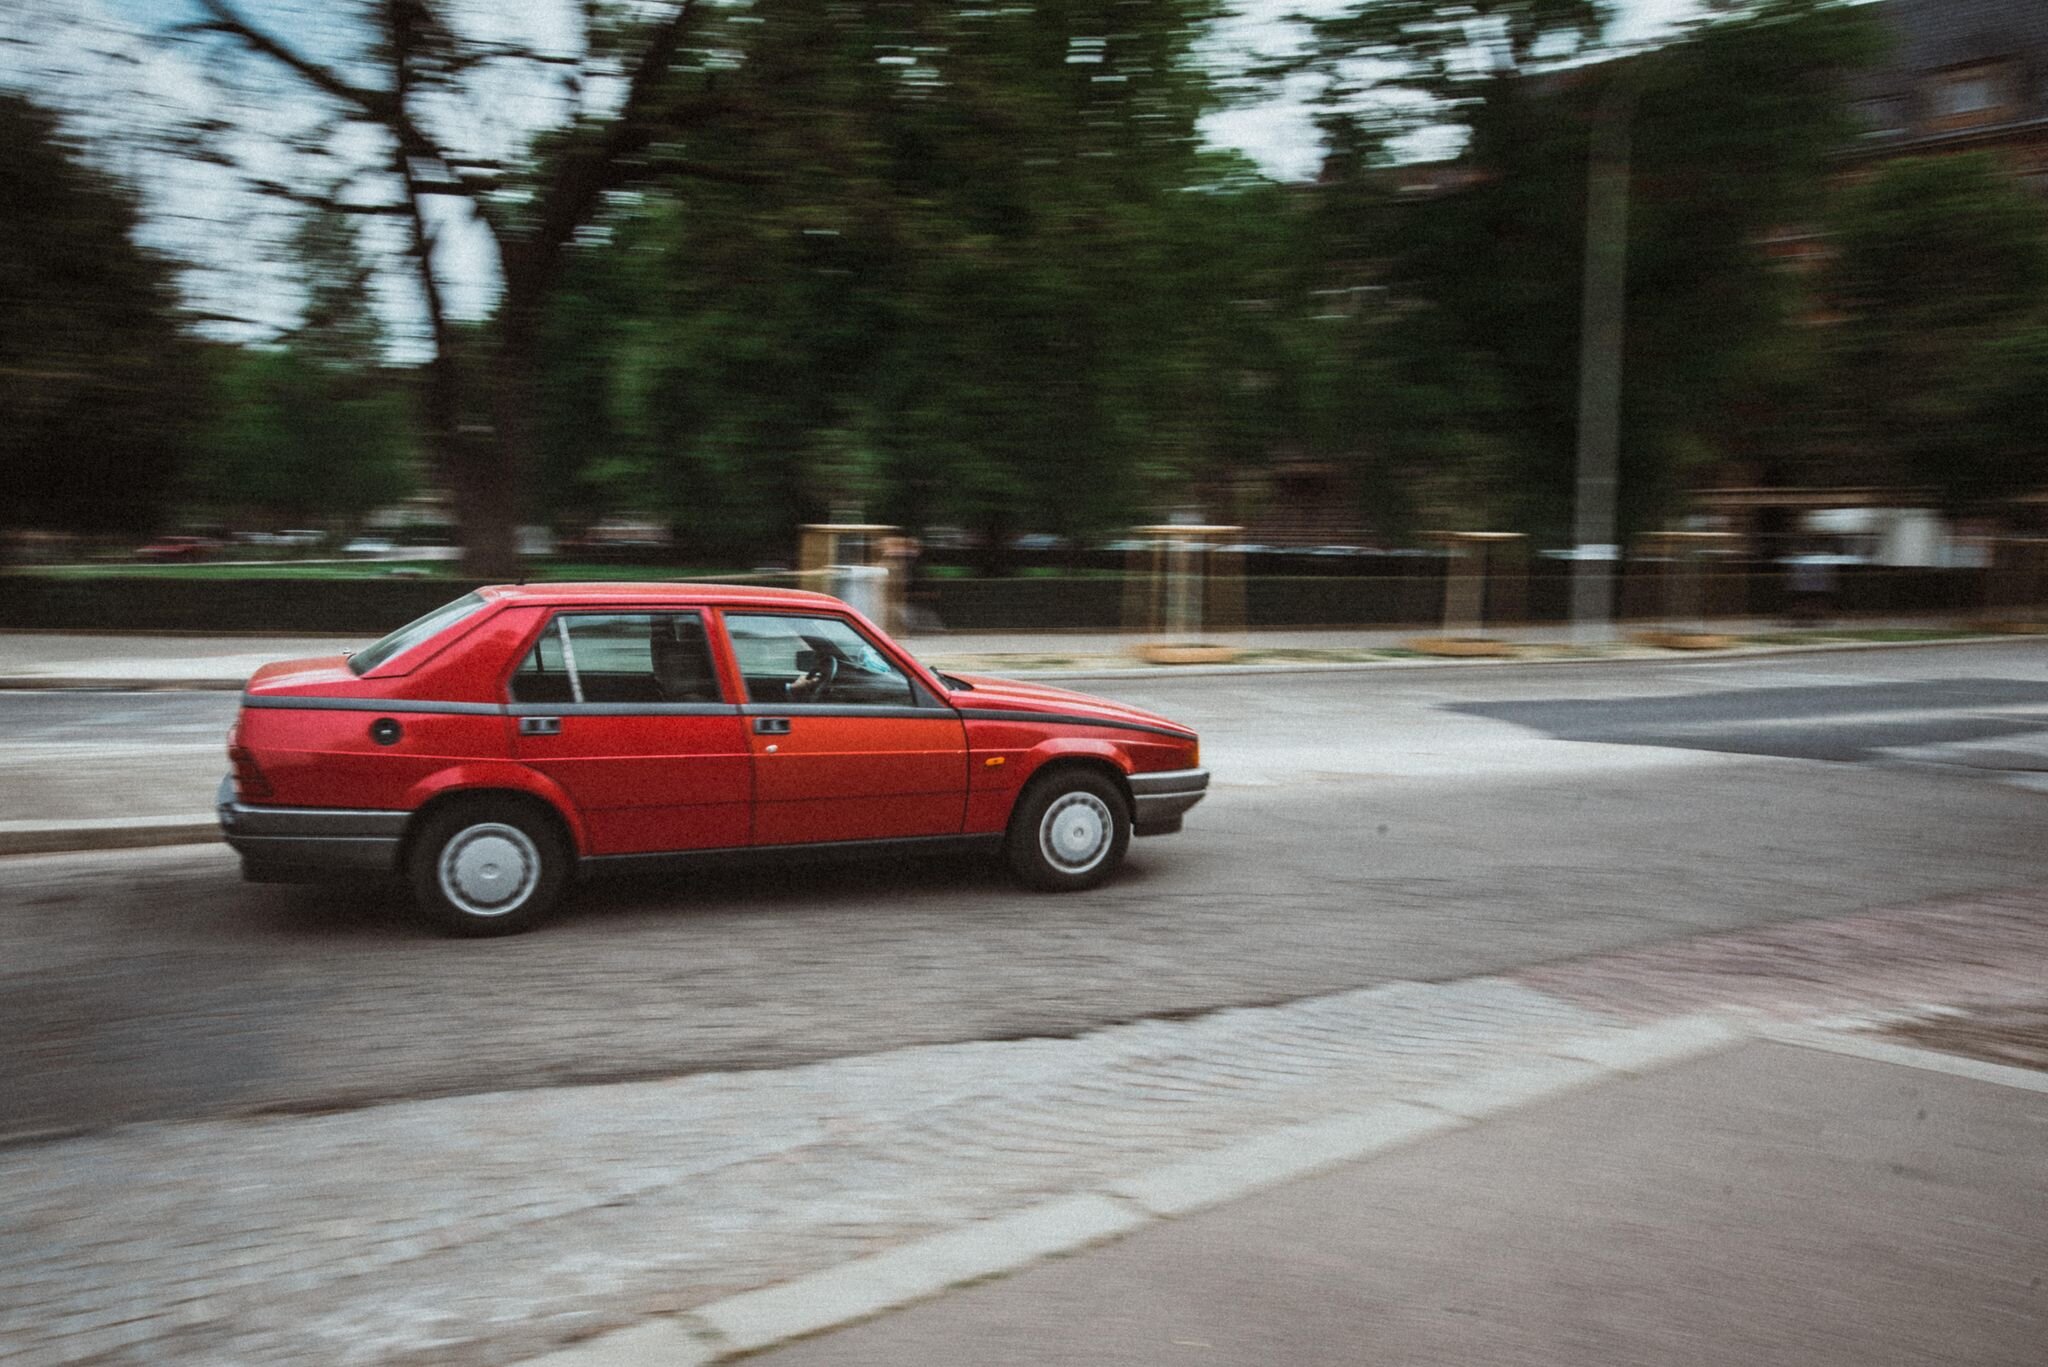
[191,0,396,122]
[516,0,710,292]
[194,0,508,238]
[246,176,406,214]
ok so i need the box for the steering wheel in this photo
[804,653,840,702]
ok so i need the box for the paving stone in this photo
[7,892,2042,1367]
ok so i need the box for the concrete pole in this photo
[1571,76,1638,645]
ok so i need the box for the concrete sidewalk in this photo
[549,1033,2048,1367]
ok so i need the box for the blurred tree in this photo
[189,0,752,576]
[0,93,206,540]
[535,0,1267,563]
[194,346,416,530]
[186,211,418,529]
[1824,154,2048,514]
[1286,0,1881,541]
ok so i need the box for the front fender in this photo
[402,763,589,855]
[1013,739,1134,789]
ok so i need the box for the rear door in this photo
[509,611,751,855]
[720,611,968,846]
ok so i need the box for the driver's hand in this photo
[789,673,819,702]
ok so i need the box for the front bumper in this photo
[217,775,408,879]
[1128,767,1210,837]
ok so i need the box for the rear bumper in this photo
[217,775,407,878]
[1129,767,1210,837]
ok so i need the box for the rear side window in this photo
[510,612,722,705]
[349,592,487,675]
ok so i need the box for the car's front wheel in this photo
[1006,769,1131,891]
[408,799,571,936]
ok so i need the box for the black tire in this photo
[407,798,571,936]
[1005,768,1131,892]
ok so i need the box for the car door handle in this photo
[518,716,562,736]
[753,717,791,735]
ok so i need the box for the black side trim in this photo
[737,702,961,721]
[582,832,1003,875]
[241,696,505,715]
[957,708,1197,742]
[507,702,740,717]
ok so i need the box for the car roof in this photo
[478,582,846,610]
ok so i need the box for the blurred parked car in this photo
[342,537,398,557]
[561,520,673,558]
[137,535,217,562]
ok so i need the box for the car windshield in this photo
[348,592,487,675]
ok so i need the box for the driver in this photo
[787,643,840,702]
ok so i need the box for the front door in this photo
[721,611,968,846]
[509,611,751,855]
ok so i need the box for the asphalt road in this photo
[4,641,2048,1138]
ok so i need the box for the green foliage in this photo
[184,210,418,527]
[535,0,1275,557]
[190,345,417,527]
[1303,0,1609,116]
[1295,0,1882,541]
[0,93,206,535]
[1825,154,2048,511]
[24,0,2004,561]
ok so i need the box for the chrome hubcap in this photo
[438,823,540,917]
[1040,792,1113,874]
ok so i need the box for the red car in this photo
[138,534,217,562]
[218,584,1209,934]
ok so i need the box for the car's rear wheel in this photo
[408,799,570,936]
[1006,769,1130,891]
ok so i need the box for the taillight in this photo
[228,741,274,801]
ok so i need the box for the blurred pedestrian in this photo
[1786,547,1836,625]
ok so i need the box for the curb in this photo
[515,1013,1744,1366]
[1759,1024,2048,1095]
[0,816,220,857]
[1000,632,2037,682]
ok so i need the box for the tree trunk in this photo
[472,290,544,582]
[449,434,521,581]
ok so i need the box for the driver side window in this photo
[723,613,917,706]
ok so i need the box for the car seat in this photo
[651,617,717,702]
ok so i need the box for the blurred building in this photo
[1842,0,2048,186]
[1765,0,2048,274]
[1294,0,2048,561]
[1707,0,2048,563]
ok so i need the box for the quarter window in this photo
[723,613,918,706]
[510,612,721,705]
[349,592,487,675]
